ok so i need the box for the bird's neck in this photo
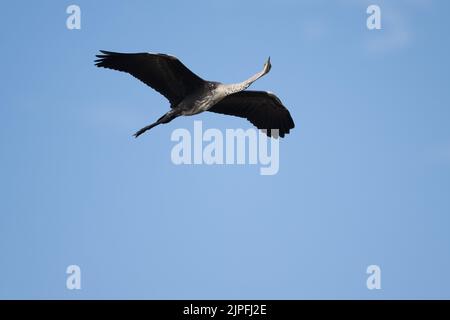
[224,68,267,95]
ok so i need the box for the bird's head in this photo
[263,57,272,74]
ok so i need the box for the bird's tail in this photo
[133,110,180,138]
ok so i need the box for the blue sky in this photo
[1,0,449,299]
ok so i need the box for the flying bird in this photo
[95,51,295,138]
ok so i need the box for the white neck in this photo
[223,62,270,95]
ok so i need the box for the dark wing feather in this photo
[95,50,205,105]
[208,91,295,138]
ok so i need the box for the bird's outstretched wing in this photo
[95,50,205,105]
[208,91,295,138]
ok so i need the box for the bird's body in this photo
[177,82,223,116]
[95,51,294,138]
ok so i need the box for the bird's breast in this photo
[180,89,226,116]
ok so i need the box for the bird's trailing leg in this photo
[133,109,180,138]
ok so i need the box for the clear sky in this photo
[1,0,449,299]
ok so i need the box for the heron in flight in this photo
[95,51,295,138]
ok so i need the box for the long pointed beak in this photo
[264,56,272,74]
